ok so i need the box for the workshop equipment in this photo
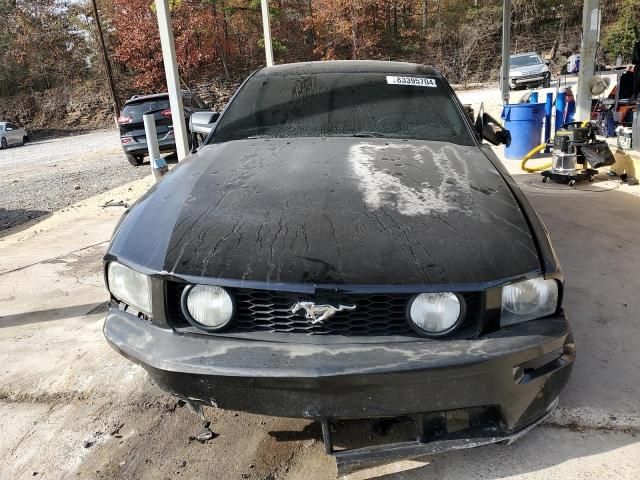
[617,126,633,149]
[541,122,614,186]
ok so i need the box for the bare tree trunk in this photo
[212,2,231,80]
[386,1,391,33]
[422,0,427,30]
[221,0,230,51]
[393,2,398,39]
[307,0,316,47]
[350,1,358,59]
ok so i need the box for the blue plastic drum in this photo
[501,103,546,160]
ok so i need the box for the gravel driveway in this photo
[0,130,154,234]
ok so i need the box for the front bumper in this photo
[104,307,574,428]
[510,72,550,87]
[121,137,177,156]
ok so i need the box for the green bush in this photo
[602,0,640,62]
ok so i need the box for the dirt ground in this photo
[0,129,152,233]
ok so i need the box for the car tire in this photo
[543,77,551,88]
[22,135,28,145]
[126,153,143,166]
[1,137,7,149]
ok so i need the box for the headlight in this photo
[182,285,234,331]
[501,278,558,327]
[408,292,462,337]
[107,262,152,315]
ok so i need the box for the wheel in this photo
[0,137,7,149]
[126,152,143,166]
[542,176,548,183]
[543,77,551,88]
[22,135,28,145]
[568,179,576,187]
[589,175,595,182]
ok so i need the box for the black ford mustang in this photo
[103,61,574,474]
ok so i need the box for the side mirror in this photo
[476,112,511,146]
[189,111,220,136]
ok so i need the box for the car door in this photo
[13,124,26,144]
[6,123,20,145]
[4,123,15,145]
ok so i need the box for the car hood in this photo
[107,137,540,286]
[510,63,547,75]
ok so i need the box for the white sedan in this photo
[0,122,29,148]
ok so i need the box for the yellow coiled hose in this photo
[520,143,551,172]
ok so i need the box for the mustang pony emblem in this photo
[291,301,357,324]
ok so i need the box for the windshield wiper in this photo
[246,134,274,139]
[351,131,387,138]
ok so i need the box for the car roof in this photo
[510,52,541,58]
[123,91,196,105]
[124,93,170,105]
[255,60,441,77]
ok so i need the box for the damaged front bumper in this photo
[331,397,559,474]
[104,308,574,472]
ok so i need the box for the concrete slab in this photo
[517,175,640,421]
[339,427,640,480]
[0,176,153,274]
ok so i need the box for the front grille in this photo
[233,290,415,336]
[167,283,484,337]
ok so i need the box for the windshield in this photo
[510,54,543,68]
[212,72,474,145]
[122,98,170,118]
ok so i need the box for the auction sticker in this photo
[386,76,437,87]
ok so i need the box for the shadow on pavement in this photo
[0,302,107,328]
[0,208,50,236]
[28,128,95,141]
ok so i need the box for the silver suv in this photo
[0,122,28,149]
[508,52,551,90]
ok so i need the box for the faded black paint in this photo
[107,137,539,285]
[104,306,574,425]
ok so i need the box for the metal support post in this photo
[260,0,274,66]
[144,114,168,181]
[576,0,600,121]
[500,0,511,105]
[155,0,190,160]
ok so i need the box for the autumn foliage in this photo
[0,0,635,99]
